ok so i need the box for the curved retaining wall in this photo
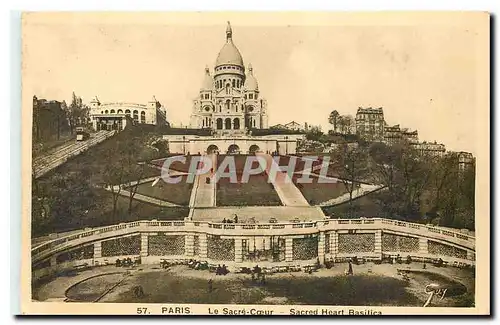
[32,218,475,280]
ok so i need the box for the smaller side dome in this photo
[244,64,259,91]
[201,66,214,90]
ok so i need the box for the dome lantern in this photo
[215,21,244,68]
[201,66,214,91]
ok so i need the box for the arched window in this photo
[232,79,236,87]
[110,109,115,114]
[226,100,231,111]
[216,118,223,130]
[253,119,256,127]
[117,109,123,114]
[225,118,232,130]
[140,111,146,123]
[133,110,139,122]
[105,110,109,114]
[233,118,240,130]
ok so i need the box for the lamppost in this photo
[183,136,186,155]
[285,136,289,155]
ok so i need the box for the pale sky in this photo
[22,12,489,154]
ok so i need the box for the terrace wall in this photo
[31,218,476,280]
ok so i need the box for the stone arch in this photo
[207,144,219,154]
[110,109,115,114]
[225,118,232,130]
[227,144,240,155]
[233,118,240,130]
[216,118,223,129]
[249,144,261,154]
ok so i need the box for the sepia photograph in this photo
[20,12,490,315]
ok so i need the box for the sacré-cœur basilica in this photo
[164,22,303,155]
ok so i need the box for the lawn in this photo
[216,173,282,206]
[292,174,348,205]
[133,177,193,206]
[151,155,202,173]
[107,269,421,306]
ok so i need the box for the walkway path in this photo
[191,206,325,223]
[271,173,310,206]
[257,153,309,207]
[188,155,217,209]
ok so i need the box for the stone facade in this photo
[457,151,475,172]
[355,107,385,142]
[410,141,446,157]
[163,134,301,155]
[89,96,167,131]
[384,124,419,145]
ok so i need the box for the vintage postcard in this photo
[20,12,490,315]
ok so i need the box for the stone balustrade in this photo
[31,218,475,268]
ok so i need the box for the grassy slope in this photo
[33,125,189,237]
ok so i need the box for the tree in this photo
[305,127,324,142]
[121,137,148,216]
[333,142,369,217]
[368,142,433,220]
[102,133,158,219]
[341,115,355,135]
[328,110,340,134]
[67,92,90,134]
[102,153,125,222]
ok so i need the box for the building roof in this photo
[285,121,301,127]
[244,64,259,91]
[215,22,244,67]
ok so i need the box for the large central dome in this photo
[215,22,244,67]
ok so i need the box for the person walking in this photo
[208,279,213,293]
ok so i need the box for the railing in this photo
[32,217,475,263]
